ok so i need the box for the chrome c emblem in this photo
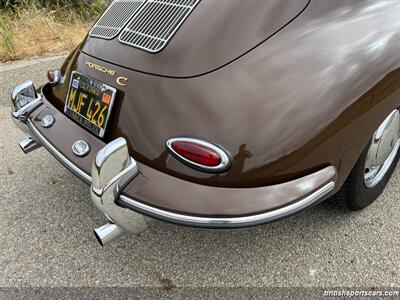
[116,76,128,86]
[72,140,91,157]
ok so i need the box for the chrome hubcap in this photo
[364,109,400,188]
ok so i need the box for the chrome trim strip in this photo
[118,181,335,228]
[25,116,335,228]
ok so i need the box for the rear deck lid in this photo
[81,0,310,77]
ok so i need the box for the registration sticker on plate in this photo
[64,72,116,138]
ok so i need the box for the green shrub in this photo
[0,0,110,19]
[0,0,109,61]
[0,14,15,55]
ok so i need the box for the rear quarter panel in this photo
[49,0,400,192]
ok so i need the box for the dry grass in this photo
[0,8,93,62]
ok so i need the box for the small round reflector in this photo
[166,137,231,172]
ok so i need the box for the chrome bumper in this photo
[11,81,336,245]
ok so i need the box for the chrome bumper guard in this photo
[90,137,148,244]
[11,81,336,245]
[11,81,43,140]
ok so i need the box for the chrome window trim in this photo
[25,117,335,228]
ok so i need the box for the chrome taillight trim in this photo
[166,137,231,173]
[118,0,201,53]
[89,0,147,40]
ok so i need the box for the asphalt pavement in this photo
[0,56,399,295]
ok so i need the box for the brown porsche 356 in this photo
[10,0,400,245]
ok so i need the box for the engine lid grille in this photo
[89,0,146,40]
[118,0,200,53]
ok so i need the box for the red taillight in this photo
[47,70,56,82]
[166,138,231,172]
[47,69,61,85]
[171,141,222,167]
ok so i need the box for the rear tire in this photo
[332,109,400,211]
[332,141,400,210]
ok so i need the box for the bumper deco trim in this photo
[12,83,336,231]
[118,181,335,228]
[27,117,335,228]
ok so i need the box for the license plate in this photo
[64,71,116,138]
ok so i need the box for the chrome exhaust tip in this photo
[19,137,41,154]
[93,222,124,246]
